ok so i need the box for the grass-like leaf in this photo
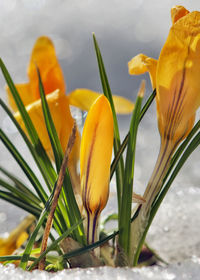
[0,255,37,263]
[132,124,200,265]
[0,62,83,241]
[0,97,69,235]
[37,69,85,245]
[60,198,141,262]
[37,68,64,170]
[118,82,144,256]
[153,130,200,213]
[0,166,41,204]
[0,59,52,176]
[0,177,40,207]
[93,34,124,212]
[19,180,69,270]
[19,209,48,269]
[0,93,55,193]
[168,120,200,173]
[0,190,41,217]
[0,59,38,144]
[62,230,118,261]
[0,128,47,204]
[110,89,156,179]
[28,218,83,271]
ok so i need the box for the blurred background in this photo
[0,0,199,238]
[0,0,200,102]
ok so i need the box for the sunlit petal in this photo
[14,89,80,190]
[128,54,157,89]
[6,83,33,112]
[0,215,34,257]
[80,95,114,243]
[68,88,134,114]
[171,5,189,24]
[156,9,200,144]
[28,36,66,100]
[130,7,200,264]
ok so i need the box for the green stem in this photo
[118,83,144,263]
[129,139,175,265]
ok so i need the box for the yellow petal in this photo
[16,231,29,248]
[156,10,200,144]
[128,54,157,89]
[14,90,80,171]
[0,215,34,257]
[80,95,114,214]
[0,232,28,256]
[68,88,134,114]
[6,83,33,112]
[68,88,98,111]
[28,36,66,100]
[112,95,134,114]
[171,6,189,24]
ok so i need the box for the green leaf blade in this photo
[118,83,144,256]
[93,34,124,212]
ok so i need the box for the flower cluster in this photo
[0,5,199,269]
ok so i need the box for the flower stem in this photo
[86,212,99,244]
[129,139,176,266]
[85,211,100,256]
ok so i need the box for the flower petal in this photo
[68,88,134,114]
[112,95,134,114]
[156,10,200,143]
[14,90,80,184]
[80,95,113,214]
[128,54,157,89]
[0,215,34,257]
[28,36,66,100]
[6,83,33,112]
[171,5,189,24]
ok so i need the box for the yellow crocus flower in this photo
[7,36,66,112]
[80,95,114,244]
[7,36,134,114]
[128,6,200,264]
[0,215,34,258]
[14,89,81,194]
[129,6,200,147]
[6,36,134,194]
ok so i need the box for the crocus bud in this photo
[80,95,114,244]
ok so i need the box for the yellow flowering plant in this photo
[128,5,200,265]
[0,5,199,271]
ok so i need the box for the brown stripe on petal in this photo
[170,87,187,139]
[146,143,174,208]
[164,86,178,140]
[143,136,176,206]
[92,203,101,243]
[148,118,193,207]
[168,77,187,139]
[145,135,172,199]
[86,201,101,244]
[82,124,98,213]
[86,209,90,244]
[163,42,192,143]
[148,114,189,205]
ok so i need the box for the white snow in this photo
[0,258,200,280]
